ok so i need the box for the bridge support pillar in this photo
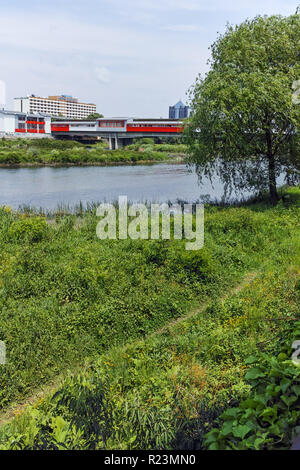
[108,135,115,150]
[109,135,122,150]
[116,138,126,149]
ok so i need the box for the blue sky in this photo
[0,0,298,117]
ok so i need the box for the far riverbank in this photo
[0,155,185,168]
[0,137,187,167]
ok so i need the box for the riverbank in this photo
[0,156,185,168]
[0,186,299,449]
[0,137,187,166]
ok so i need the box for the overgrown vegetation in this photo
[126,138,187,155]
[0,138,185,166]
[0,186,299,449]
[205,331,300,450]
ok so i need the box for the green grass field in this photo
[0,186,299,449]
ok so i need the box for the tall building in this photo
[14,95,97,119]
[169,100,190,119]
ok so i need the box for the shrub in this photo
[205,351,300,450]
[143,241,169,266]
[8,217,48,243]
[0,151,21,164]
[168,245,215,281]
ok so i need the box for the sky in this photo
[0,0,298,117]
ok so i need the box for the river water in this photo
[0,163,283,210]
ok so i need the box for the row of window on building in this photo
[14,95,97,119]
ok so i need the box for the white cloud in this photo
[0,11,207,64]
[162,24,202,32]
[1,0,296,117]
[95,67,111,84]
[107,0,298,14]
[0,9,209,116]
[0,14,132,56]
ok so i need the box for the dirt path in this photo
[0,377,65,427]
[155,271,257,335]
[0,270,258,428]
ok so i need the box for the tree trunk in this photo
[266,128,279,204]
[268,154,279,204]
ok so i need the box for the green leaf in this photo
[254,437,266,450]
[232,425,252,439]
[245,367,265,380]
[280,378,291,393]
[281,394,298,407]
[221,408,240,420]
[244,356,258,365]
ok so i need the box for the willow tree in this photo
[185,13,300,204]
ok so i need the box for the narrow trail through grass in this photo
[155,271,258,335]
[0,269,258,428]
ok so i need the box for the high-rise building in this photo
[169,100,190,119]
[14,95,97,119]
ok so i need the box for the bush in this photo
[0,151,21,164]
[8,217,48,243]
[167,245,215,281]
[30,139,84,150]
[143,241,169,266]
[134,138,155,145]
[205,349,300,450]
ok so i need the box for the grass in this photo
[0,186,299,449]
[0,138,185,166]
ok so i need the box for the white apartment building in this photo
[14,94,97,119]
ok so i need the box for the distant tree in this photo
[185,13,300,204]
[134,137,155,145]
[87,113,104,119]
[156,136,183,144]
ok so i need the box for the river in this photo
[0,163,283,210]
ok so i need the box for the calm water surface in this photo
[0,163,282,210]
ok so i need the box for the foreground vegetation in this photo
[0,186,299,449]
[0,138,186,166]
